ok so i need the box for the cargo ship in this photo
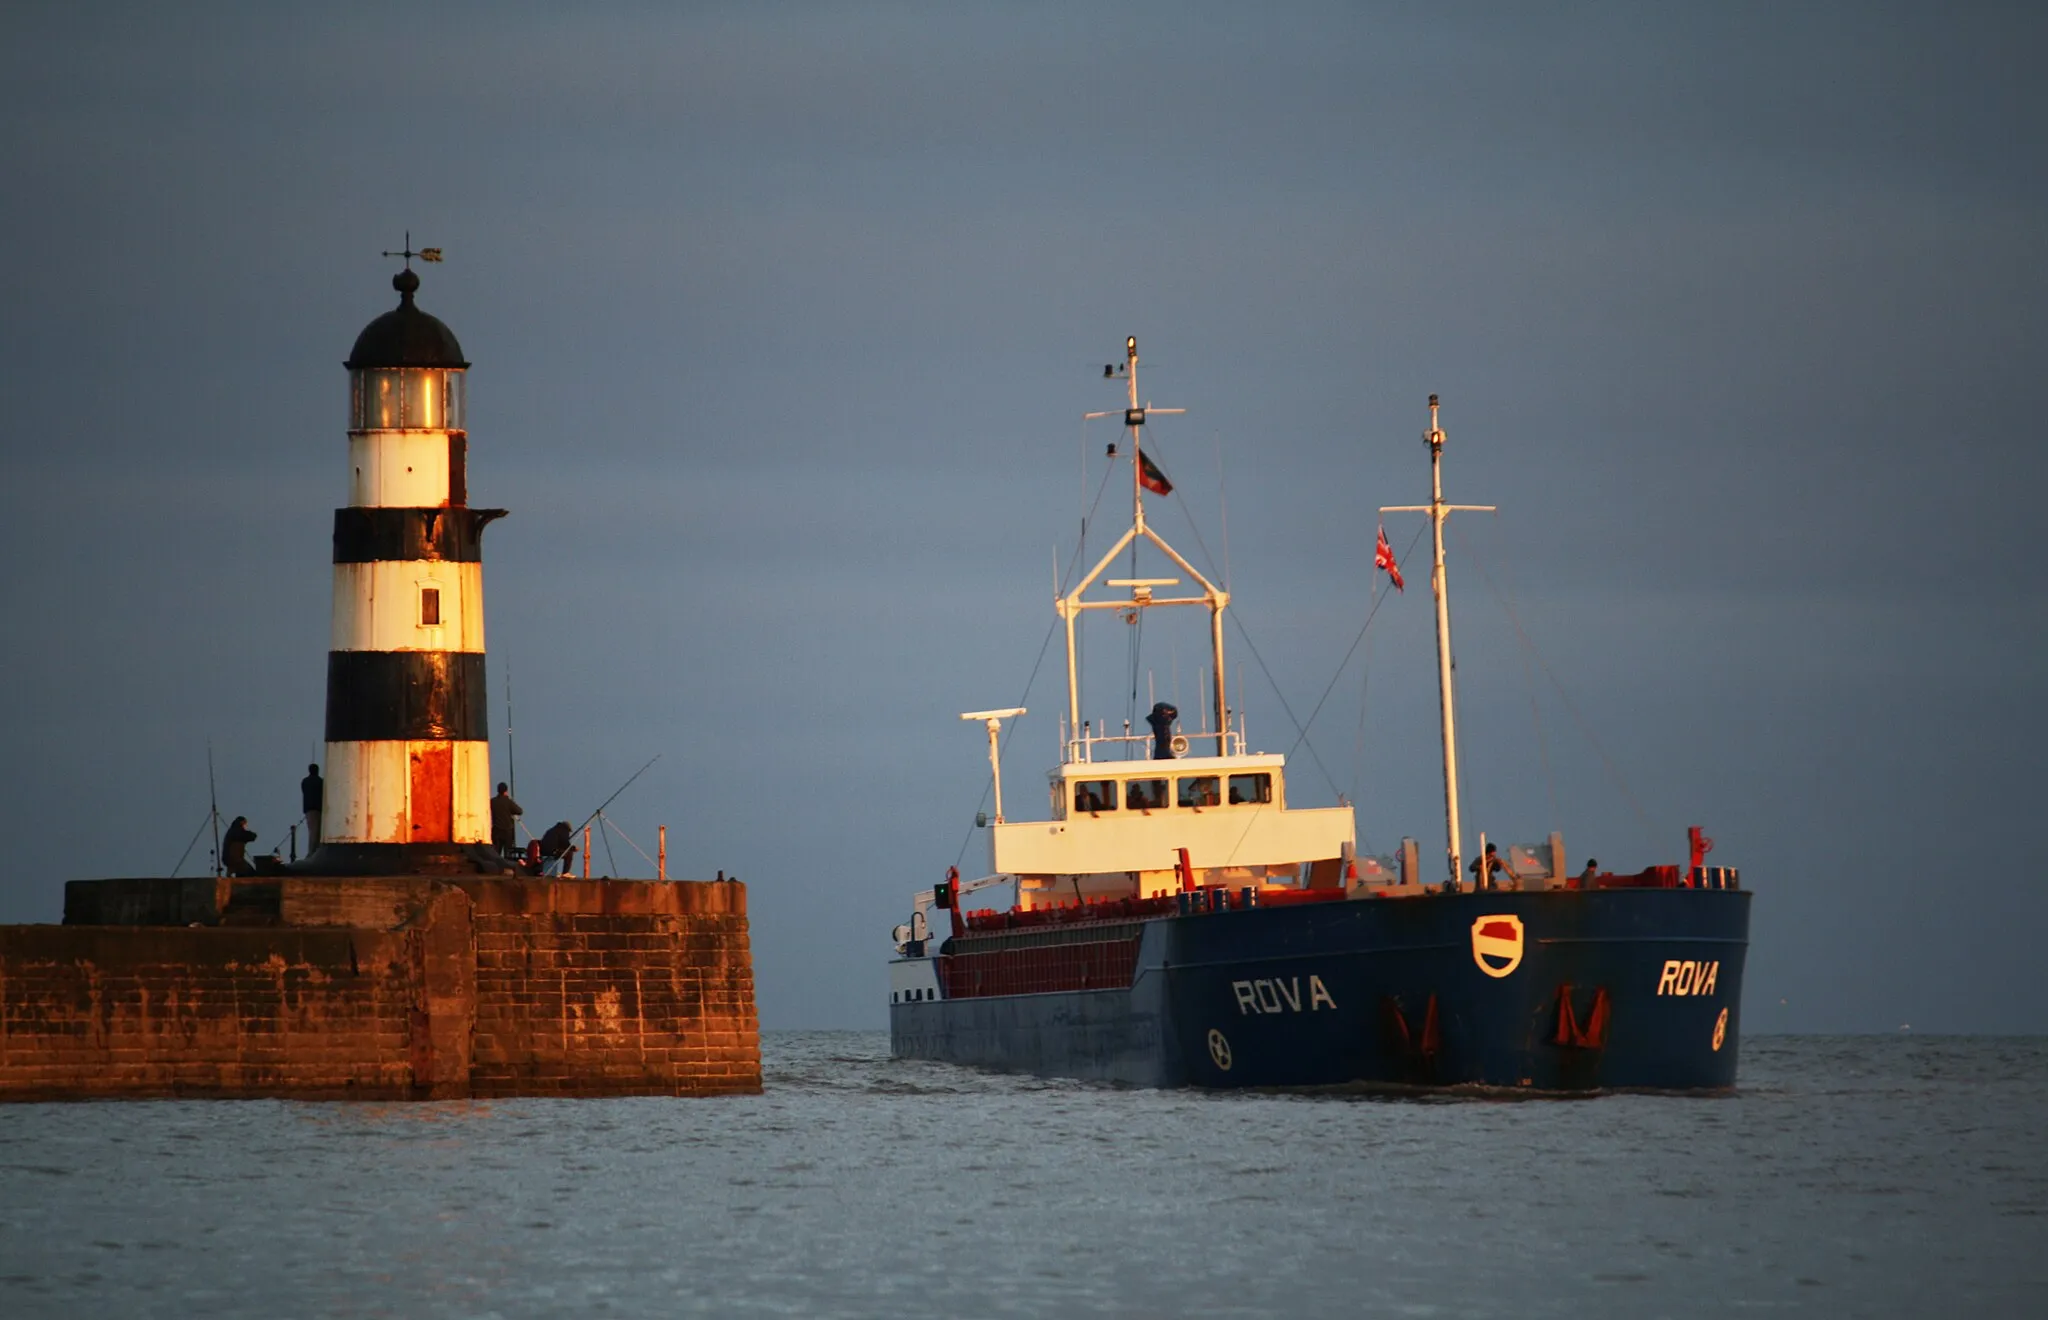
[888,340,1748,1091]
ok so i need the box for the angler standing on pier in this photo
[301,764,323,846]
[491,783,522,859]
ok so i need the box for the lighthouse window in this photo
[1073,780,1117,814]
[1124,778,1168,811]
[1227,772,1273,806]
[443,372,465,428]
[350,369,465,430]
[1177,776,1221,808]
[420,588,441,627]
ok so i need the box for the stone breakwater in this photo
[0,875,759,1101]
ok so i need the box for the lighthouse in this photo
[305,258,508,874]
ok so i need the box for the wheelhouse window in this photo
[1073,780,1117,813]
[1227,772,1273,805]
[419,587,441,627]
[1177,775,1221,808]
[1124,778,1169,811]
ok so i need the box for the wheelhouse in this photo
[1057,759,1277,818]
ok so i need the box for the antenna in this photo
[1083,336,1186,535]
[961,709,1026,822]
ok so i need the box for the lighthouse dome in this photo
[345,269,469,370]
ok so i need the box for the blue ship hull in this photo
[891,888,1749,1091]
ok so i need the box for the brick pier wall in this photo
[0,924,438,1101]
[461,880,757,1097]
[0,876,757,1101]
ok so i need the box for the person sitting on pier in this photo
[222,816,258,877]
[538,820,577,876]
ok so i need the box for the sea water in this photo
[0,1034,2041,1318]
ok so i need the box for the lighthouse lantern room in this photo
[311,260,507,874]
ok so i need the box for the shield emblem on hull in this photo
[1471,914,1524,978]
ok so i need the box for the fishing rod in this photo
[170,808,214,878]
[207,740,222,879]
[572,754,661,839]
[505,663,517,799]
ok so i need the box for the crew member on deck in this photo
[300,764,324,846]
[222,816,257,877]
[491,784,523,858]
[1470,842,1509,891]
[1146,702,1179,760]
[1577,858,1599,889]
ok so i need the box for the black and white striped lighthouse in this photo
[303,259,508,874]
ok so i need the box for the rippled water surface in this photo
[1,1034,2042,1317]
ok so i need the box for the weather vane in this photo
[381,231,443,269]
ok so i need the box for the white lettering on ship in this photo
[1232,975,1337,1014]
[1656,959,1720,996]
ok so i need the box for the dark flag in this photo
[1138,449,1173,496]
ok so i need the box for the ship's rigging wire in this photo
[1157,458,1429,809]
[1350,575,1378,811]
[1211,522,1426,865]
[951,458,1119,872]
[1153,463,1319,769]
[1225,614,1342,802]
[1216,430,1230,596]
[1277,522,1428,780]
[1465,528,1560,826]
[1452,524,1659,853]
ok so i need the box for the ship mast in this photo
[1381,395,1494,886]
[1061,337,1231,759]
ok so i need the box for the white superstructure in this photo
[937,338,1356,920]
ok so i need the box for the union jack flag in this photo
[1375,523,1404,592]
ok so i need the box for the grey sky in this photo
[2,2,2042,1031]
